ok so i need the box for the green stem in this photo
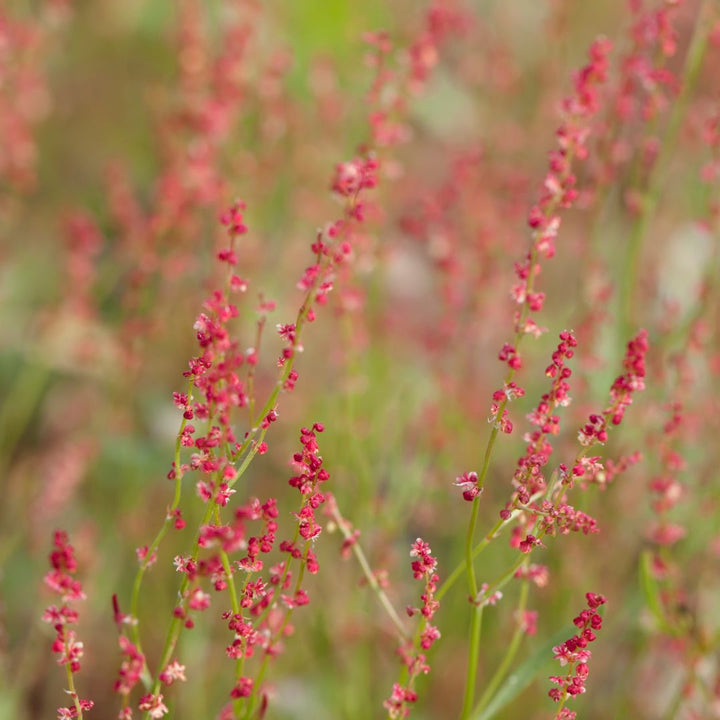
[329,502,408,641]
[471,574,530,717]
[459,492,484,718]
[215,517,244,718]
[437,512,518,603]
[64,655,84,719]
[128,378,193,681]
[459,605,484,719]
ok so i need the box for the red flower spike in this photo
[549,593,606,713]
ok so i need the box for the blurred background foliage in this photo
[1,0,720,718]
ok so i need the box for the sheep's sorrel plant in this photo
[2,0,720,718]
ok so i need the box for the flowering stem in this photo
[459,490,493,717]
[458,402,514,718]
[216,540,246,719]
[458,218,552,713]
[619,1,712,341]
[142,501,215,710]
[242,546,310,719]
[460,467,534,716]
[128,379,193,683]
[237,243,334,455]
[246,315,266,429]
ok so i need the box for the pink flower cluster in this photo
[579,329,648,446]
[222,425,327,703]
[42,531,94,719]
[331,154,379,199]
[0,5,68,193]
[510,38,612,345]
[514,331,577,501]
[549,592,606,718]
[489,39,613,448]
[384,538,440,719]
[535,502,599,537]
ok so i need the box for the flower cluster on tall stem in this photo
[509,37,612,347]
[42,530,94,720]
[470,36,614,509]
[101,5,464,716]
[548,592,606,719]
[578,329,648,448]
[384,538,440,719]
[514,331,577,501]
[457,37,614,720]
[508,330,648,556]
[217,423,330,718]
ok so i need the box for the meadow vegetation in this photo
[1,1,720,718]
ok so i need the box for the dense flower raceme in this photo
[507,37,612,351]
[482,328,647,561]
[578,329,648,448]
[515,331,577,501]
[220,423,329,712]
[537,331,646,546]
[481,37,614,457]
[548,592,606,719]
[460,331,577,506]
[116,420,329,717]
[42,531,94,720]
[190,421,326,689]
[384,538,441,719]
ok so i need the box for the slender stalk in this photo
[437,511,521,602]
[64,655,84,719]
[128,377,194,679]
[329,501,409,641]
[472,574,530,717]
[459,605,484,719]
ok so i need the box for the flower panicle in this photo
[384,538,441,719]
[43,530,94,720]
[579,328,648,447]
[548,592,606,718]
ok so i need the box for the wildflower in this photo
[454,470,481,502]
[43,531,92,717]
[56,698,94,719]
[579,329,648,445]
[138,693,168,718]
[385,538,440,717]
[549,593,606,714]
[159,660,186,685]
